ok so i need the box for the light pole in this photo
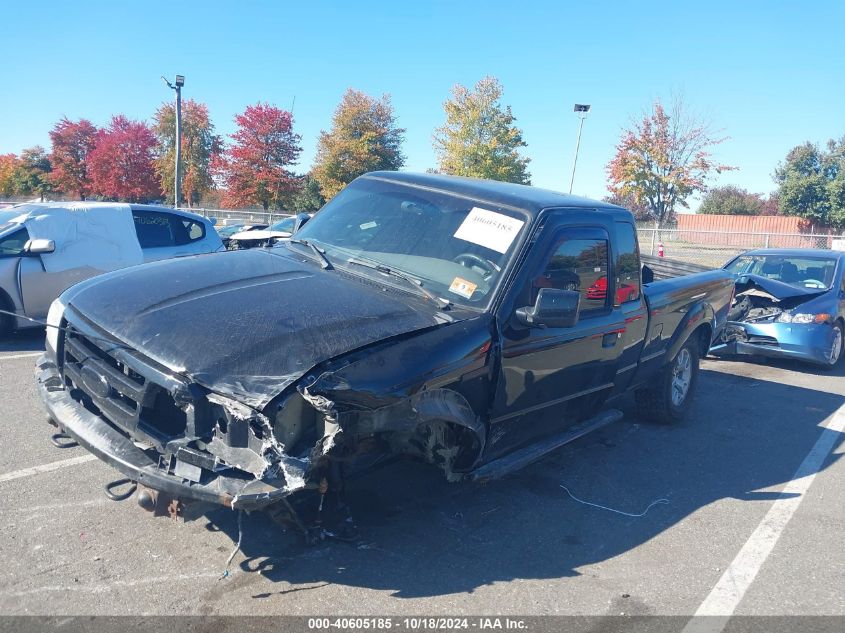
[161,74,185,207]
[569,103,590,194]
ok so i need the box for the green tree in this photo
[698,185,765,215]
[433,76,530,184]
[153,99,222,207]
[12,146,52,201]
[312,89,405,200]
[606,98,733,226]
[289,174,325,212]
[775,138,845,229]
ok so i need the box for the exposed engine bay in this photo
[721,274,827,342]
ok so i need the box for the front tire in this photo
[636,337,700,424]
[820,321,843,371]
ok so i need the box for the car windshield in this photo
[270,217,296,232]
[292,177,528,306]
[0,210,24,234]
[217,224,244,237]
[725,254,838,290]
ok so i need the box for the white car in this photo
[0,202,222,335]
[227,213,311,249]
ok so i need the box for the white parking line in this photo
[0,454,98,484]
[683,402,845,632]
[0,352,42,361]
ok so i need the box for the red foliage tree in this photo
[222,103,302,210]
[89,115,160,202]
[48,117,99,200]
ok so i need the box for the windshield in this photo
[0,210,24,234]
[270,217,296,232]
[217,224,244,237]
[292,177,528,306]
[725,254,837,290]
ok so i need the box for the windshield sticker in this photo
[449,277,478,299]
[360,221,378,230]
[453,207,524,254]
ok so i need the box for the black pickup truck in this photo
[36,172,733,534]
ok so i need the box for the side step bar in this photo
[469,408,624,483]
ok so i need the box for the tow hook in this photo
[104,478,137,501]
[50,432,79,449]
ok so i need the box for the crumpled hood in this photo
[65,248,449,409]
[734,274,827,301]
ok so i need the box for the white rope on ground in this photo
[560,484,669,517]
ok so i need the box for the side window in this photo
[0,228,31,256]
[172,217,205,245]
[533,228,610,316]
[133,211,175,248]
[615,222,642,305]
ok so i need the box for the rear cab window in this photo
[614,222,642,305]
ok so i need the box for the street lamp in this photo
[568,103,591,194]
[161,74,185,207]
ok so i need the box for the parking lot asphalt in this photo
[0,327,843,617]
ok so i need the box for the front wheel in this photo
[635,337,700,424]
[820,321,843,371]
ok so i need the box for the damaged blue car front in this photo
[711,249,845,368]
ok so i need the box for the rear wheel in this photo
[636,337,700,424]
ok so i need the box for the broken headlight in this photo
[776,312,830,324]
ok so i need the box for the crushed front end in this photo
[35,312,338,514]
[710,276,836,365]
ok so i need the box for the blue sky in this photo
[1,1,843,208]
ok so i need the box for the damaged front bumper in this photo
[710,321,836,365]
[35,355,312,510]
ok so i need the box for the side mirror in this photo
[515,288,580,328]
[292,213,311,233]
[25,239,56,255]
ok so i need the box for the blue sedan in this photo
[711,248,845,368]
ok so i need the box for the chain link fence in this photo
[636,228,842,268]
[181,208,290,226]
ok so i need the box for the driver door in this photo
[489,219,627,457]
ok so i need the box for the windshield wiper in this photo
[288,238,332,270]
[346,256,452,310]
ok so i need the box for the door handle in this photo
[602,331,622,347]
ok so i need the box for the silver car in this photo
[0,202,222,335]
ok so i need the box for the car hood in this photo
[64,248,453,409]
[733,274,828,301]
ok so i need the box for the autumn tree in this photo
[606,99,733,226]
[0,154,20,197]
[433,76,530,184]
[775,138,845,229]
[312,89,405,200]
[698,185,765,215]
[11,146,53,201]
[48,117,98,200]
[222,103,301,210]
[89,115,160,202]
[153,99,222,207]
